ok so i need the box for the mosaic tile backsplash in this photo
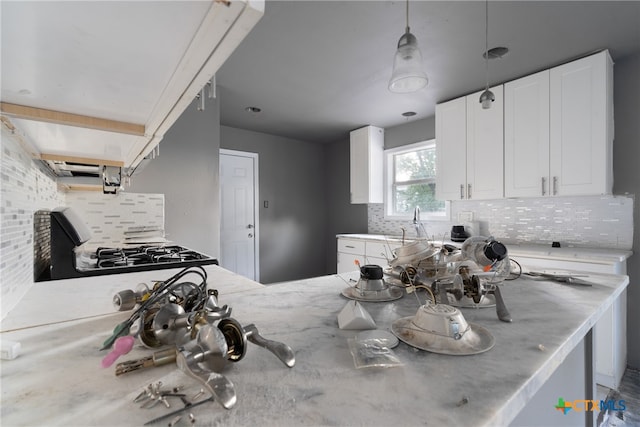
[66,192,165,249]
[368,194,634,250]
[1,130,65,318]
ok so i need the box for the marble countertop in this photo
[0,265,264,332]
[337,233,633,264]
[0,267,629,426]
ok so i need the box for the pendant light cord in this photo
[484,0,489,90]
[405,0,410,33]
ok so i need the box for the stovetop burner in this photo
[94,245,211,269]
[53,244,218,280]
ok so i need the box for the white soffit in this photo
[0,1,210,124]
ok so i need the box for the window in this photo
[384,140,449,219]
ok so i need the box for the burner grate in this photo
[94,245,210,269]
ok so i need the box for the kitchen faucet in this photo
[413,206,423,238]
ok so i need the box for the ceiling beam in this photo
[0,102,145,136]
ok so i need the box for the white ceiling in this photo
[216,0,640,143]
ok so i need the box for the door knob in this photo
[247,224,254,229]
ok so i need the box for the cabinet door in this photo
[337,238,365,273]
[350,126,384,204]
[365,240,399,265]
[549,50,613,196]
[466,85,504,200]
[504,70,550,197]
[435,97,467,200]
[337,252,362,273]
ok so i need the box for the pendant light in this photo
[479,0,495,109]
[388,0,428,93]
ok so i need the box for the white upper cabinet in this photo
[466,86,504,200]
[442,50,613,201]
[435,97,467,200]
[0,0,264,173]
[549,50,614,196]
[350,125,384,204]
[436,86,504,200]
[504,70,551,197]
[505,50,613,198]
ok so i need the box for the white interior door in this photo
[219,149,259,281]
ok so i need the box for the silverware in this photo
[524,271,594,286]
[143,397,214,425]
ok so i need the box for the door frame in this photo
[219,148,260,281]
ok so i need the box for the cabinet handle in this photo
[541,177,546,196]
[345,245,355,249]
[467,184,472,199]
[553,176,558,195]
[460,184,464,199]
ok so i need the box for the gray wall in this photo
[220,126,327,283]
[384,116,436,149]
[612,52,640,370]
[128,96,221,258]
[323,138,368,274]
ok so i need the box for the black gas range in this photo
[72,244,218,277]
[91,245,211,269]
[35,207,218,282]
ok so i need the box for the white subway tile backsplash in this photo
[1,130,65,318]
[66,192,165,249]
[368,194,634,250]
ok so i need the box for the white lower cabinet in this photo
[336,237,400,273]
[337,238,365,273]
[337,252,361,274]
[365,240,398,264]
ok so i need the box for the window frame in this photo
[383,139,450,221]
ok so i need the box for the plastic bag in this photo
[347,337,403,369]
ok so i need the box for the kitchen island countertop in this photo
[0,264,265,332]
[0,266,629,426]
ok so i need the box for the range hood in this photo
[41,157,122,194]
[0,0,264,190]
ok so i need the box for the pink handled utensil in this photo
[101,335,135,368]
